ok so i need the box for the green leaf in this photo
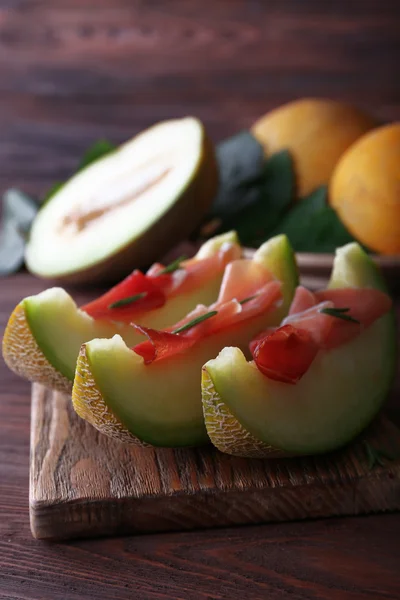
[157,255,187,275]
[272,186,357,252]
[227,150,294,246]
[3,188,38,232]
[319,307,360,324]
[362,441,397,470]
[239,294,257,304]
[78,139,116,171]
[172,310,218,334]
[108,292,147,309]
[41,181,65,206]
[0,220,26,276]
[209,131,265,219]
[0,189,39,276]
[207,149,294,246]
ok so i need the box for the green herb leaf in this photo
[218,150,294,246]
[363,441,396,470]
[0,220,26,276]
[108,292,147,309]
[272,185,358,252]
[42,182,65,206]
[157,255,187,275]
[209,150,294,245]
[210,131,265,220]
[240,294,257,304]
[319,307,360,324]
[78,139,116,171]
[3,188,38,232]
[0,189,39,276]
[172,310,218,334]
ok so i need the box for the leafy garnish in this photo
[272,185,358,252]
[78,139,116,171]
[319,307,360,324]
[172,311,218,334]
[240,295,257,305]
[157,255,187,275]
[363,441,397,470]
[211,150,294,246]
[210,131,265,219]
[42,182,65,205]
[0,189,39,276]
[0,221,27,276]
[108,292,147,309]
[201,146,363,253]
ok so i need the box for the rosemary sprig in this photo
[158,255,187,275]
[240,294,257,305]
[108,292,147,309]
[172,310,218,334]
[363,441,397,470]
[319,307,360,324]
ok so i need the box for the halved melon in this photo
[25,117,218,284]
[2,232,241,392]
[202,243,396,457]
[72,235,298,447]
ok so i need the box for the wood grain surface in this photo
[30,384,400,541]
[1,0,400,597]
[1,276,400,599]
[1,0,399,199]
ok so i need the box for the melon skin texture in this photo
[72,235,298,447]
[202,243,397,457]
[251,98,377,198]
[25,118,218,285]
[2,232,240,392]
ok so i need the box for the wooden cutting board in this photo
[30,384,400,541]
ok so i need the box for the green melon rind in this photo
[329,243,397,381]
[202,242,396,457]
[24,289,139,382]
[9,231,241,387]
[2,301,72,393]
[253,234,299,316]
[202,367,284,458]
[73,235,298,447]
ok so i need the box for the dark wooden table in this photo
[1,277,400,600]
[1,1,400,598]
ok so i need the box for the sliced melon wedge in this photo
[202,243,396,457]
[25,117,218,284]
[72,235,298,447]
[2,232,241,392]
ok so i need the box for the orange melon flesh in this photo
[202,243,396,457]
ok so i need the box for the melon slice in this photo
[2,232,241,392]
[25,117,218,284]
[72,235,298,447]
[202,243,396,457]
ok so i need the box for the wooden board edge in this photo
[30,465,400,541]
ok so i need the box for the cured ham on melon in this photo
[202,242,396,458]
[71,235,298,447]
[2,232,242,391]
